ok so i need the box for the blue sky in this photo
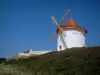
[0,0,100,58]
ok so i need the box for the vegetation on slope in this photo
[0,46,100,75]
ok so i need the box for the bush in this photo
[0,58,7,64]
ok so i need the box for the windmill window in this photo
[73,32,75,34]
[75,32,77,34]
[73,32,80,35]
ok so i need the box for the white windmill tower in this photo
[50,9,88,51]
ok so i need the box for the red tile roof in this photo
[61,18,88,34]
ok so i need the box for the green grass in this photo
[1,46,100,75]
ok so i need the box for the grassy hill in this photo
[0,46,100,75]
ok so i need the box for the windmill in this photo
[50,9,70,49]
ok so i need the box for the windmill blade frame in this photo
[58,31,67,49]
[59,9,70,25]
[51,16,66,37]
[50,9,70,41]
[50,31,57,40]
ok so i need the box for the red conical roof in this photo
[66,18,80,28]
[61,18,88,34]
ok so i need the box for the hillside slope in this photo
[1,46,100,75]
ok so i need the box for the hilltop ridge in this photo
[1,46,100,75]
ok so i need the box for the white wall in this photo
[18,51,52,56]
[29,51,51,55]
[57,29,86,51]
[57,35,66,51]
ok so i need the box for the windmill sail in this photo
[50,9,70,50]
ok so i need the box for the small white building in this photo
[57,18,88,51]
[18,49,52,57]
